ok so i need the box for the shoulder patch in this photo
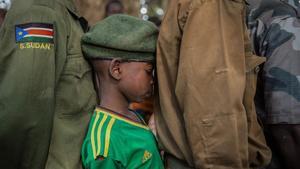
[15,23,54,43]
[15,23,54,50]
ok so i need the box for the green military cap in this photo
[81,14,158,61]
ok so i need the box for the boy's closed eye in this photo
[145,64,154,75]
[145,68,153,75]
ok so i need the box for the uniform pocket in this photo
[199,113,241,166]
[56,56,96,118]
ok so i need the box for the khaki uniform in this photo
[0,0,96,169]
[155,0,271,168]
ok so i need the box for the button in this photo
[254,66,260,73]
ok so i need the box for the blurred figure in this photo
[247,0,300,169]
[141,0,164,27]
[75,0,139,25]
[0,0,11,27]
[148,16,161,27]
[0,9,5,27]
[105,0,124,17]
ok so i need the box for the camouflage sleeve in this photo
[260,16,300,124]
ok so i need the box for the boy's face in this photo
[119,61,154,103]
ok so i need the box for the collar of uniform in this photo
[60,0,79,17]
[60,0,89,32]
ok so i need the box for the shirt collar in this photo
[61,0,89,32]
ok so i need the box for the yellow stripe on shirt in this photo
[95,108,149,130]
[103,118,116,157]
[91,113,100,159]
[96,114,108,156]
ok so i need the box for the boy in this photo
[80,14,164,169]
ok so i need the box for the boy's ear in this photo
[109,58,122,80]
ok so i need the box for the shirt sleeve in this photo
[0,3,65,168]
[261,16,300,124]
[155,0,195,165]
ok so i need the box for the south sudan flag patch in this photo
[15,23,54,43]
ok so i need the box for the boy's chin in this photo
[133,98,145,103]
[133,96,148,103]
[130,92,152,103]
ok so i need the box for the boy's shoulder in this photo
[83,107,163,168]
[82,108,121,166]
[87,107,153,153]
[93,107,150,130]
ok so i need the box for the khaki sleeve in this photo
[155,0,195,166]
[0,4,63,168]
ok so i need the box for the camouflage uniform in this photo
[247,1,300,168]
[247,0,300,124]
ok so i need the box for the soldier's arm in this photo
[264,16,300,169]
[0,3,65,168]
[155,0,194,165]
[156,0,182,86]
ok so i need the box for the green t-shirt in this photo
[81,107,164,169]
